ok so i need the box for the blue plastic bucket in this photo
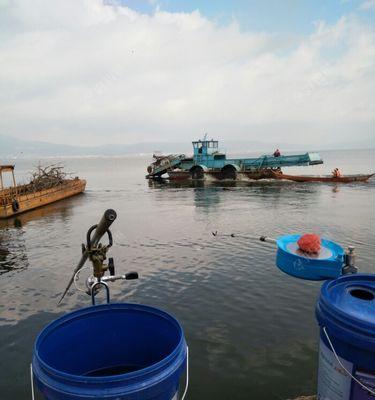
[32,303,187,400]
[276,234,344,280]
[316,274,375,399]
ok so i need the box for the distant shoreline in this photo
[1,134,374,160]
[1,147,375,161]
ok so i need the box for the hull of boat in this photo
[0,179,86,219]
[272,172,374,183]
[168,170,276,181]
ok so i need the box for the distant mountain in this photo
[0,135,192,158]
[0,135,82,158]
[0,134,373,159]
[0,135,284,158]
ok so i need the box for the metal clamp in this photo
[86,224,113,250]
[342,246,358,275]
[91,281,110,305]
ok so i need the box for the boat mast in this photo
[0,165,17,196]
[11,168,17,195]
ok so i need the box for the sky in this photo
[0,0,375,147]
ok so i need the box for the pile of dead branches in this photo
[28,164,72,192]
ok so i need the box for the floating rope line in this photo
[211,231,277,244]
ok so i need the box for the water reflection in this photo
[192,187,221,211]
[0,196,79,230]
[148,178,209,189]
[148,178,320,213]
[0,198,80,275]
[240,182,320,210]
[0,228,28,275]
[0,246,9,260]
[147,178,283,190]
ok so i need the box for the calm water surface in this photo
[0,149,374,400]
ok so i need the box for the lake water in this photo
[0,149,374,400]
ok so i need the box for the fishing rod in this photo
[58,209,138,305]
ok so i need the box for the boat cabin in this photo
[0,165,16,191]
[192,139,219,157]
[192,139,226,162]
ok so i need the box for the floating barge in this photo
[0,165,86,219]
[146,138,323,180]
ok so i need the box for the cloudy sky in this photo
[0,0,374,147]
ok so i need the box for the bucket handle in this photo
[30,364,35,400]
[323,327,375,396]
[30,347,190,400]
[91,281,110,305]
[181,346,189,400]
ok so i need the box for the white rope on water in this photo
[181,346,189,400]
[323,327,375,396]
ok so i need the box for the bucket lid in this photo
[318,274,375,334]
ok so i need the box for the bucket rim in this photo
[317,274,375,335]
[33,302,187,384]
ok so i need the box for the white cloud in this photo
[0,0,374,147]
[360,0,375,10]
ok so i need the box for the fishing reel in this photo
[58,209,138,305]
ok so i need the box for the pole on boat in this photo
[57,209,117,305]
[11,169,17,194]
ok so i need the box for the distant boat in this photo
[270,170,375,183]
[0,165,86,219]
